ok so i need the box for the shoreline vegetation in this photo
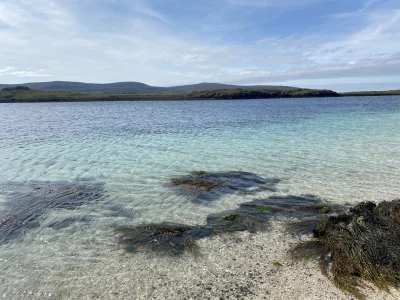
[0,86,339,102]
[341,90,400,96]
[1,86,399,103]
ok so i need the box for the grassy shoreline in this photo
[0,87,339,103]
[1,86,400,103]
[341,90,400,96]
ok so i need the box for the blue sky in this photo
[0,0,400,91]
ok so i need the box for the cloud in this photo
[226,0,322,8]
[221,8,400,84]
[10,70,51,77]
[0,66,51,78]
[229,58,400,84]
[0,0,399,89]
[0,67,16,75]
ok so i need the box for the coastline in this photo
[1,89,400,104]
[2,222,399,299]
[0,87,340,103]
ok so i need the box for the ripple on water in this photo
[0,181,105,244]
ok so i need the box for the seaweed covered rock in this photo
[116,222,212,255]
[0,181,104,244]
[171,171,222,191]
[207,195,344,235]
[207,210,270,234]
[170,171,280,201]
[292,200,400,299]
[117,194,344,255]
[374,200,400,223]
[243,195,345,218]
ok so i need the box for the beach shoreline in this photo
[1,221,399,299]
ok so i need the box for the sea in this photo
[0,96,399,298]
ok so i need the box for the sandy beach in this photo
[1,221,399,300]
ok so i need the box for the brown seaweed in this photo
[170,171,281,202]
[116,194,344,255]
[290,200,400,299]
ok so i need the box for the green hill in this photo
[0,86,340,103]
[0,81,298,94]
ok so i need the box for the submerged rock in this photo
[0,181,104,244]
[208,195,345,235]
[241,195,345,219]
[116,222,212,255]
[117,194,344,255]
[170,171,281,201]
[290,199,400,299]
[206,210,270,234]
[47,215,92,230]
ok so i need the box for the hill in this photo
[0,86,340,102]
[166,82,297,93]
[0,81,297,94]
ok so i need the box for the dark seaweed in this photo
[170,171,281,202]
[116,223,213,255]
[0,181,104,244]
[290,200,400,299]
[116,194,344,255]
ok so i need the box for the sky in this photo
[0,0,400,91]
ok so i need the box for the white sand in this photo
[1,221,399,300]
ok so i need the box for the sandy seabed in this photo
[1,222,399,300]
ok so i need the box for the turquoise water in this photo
[1,97,400,224]
[0,96,400,298]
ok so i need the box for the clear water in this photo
[0,96,400,298]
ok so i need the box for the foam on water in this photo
[0,96,399,298]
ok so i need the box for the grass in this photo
[2,86,400,103]
[342,90,400,96]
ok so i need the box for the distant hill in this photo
[0,81,298,94]
[166,82,297,93]
[0,86,340,103]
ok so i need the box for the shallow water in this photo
[0,96,400,298]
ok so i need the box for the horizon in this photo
[2,80,400,93]
[1,0,400,92]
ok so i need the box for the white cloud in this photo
[10,70,51,77]
[0,67,16,75]
[224,8,400,84]
[0,66,51,78]
[0,0,399,88]
[226,0,322,8]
